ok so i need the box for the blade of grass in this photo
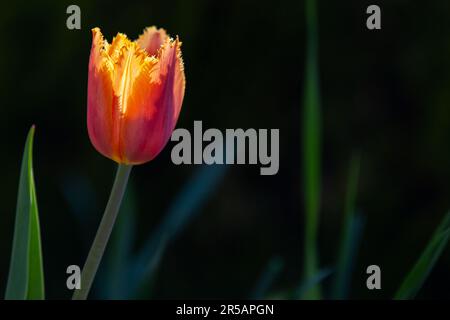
[332,214,365,299]
[251,256,284,299]
[5,126,45,300]
[126,164,227,298]
[302,0,321,299]
[27,188,44,300]
[296,267,333,299]
[332,154,364,299]
[394,212,450,299]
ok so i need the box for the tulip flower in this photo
[73,26,185,300]
[87,27,185,164]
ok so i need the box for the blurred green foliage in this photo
[0,0,450,299]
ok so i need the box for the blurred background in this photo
[1,0,450,299]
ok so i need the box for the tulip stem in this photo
[72,164,132,300]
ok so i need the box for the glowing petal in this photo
[137,26,167,57]
[87,27,186,164]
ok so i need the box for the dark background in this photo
[0,0,449,299]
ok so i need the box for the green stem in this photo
[72,164,132,300]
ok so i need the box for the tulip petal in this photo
[121,38,185,164]
[87,28,121,162]
[87,27,186,164]
[137,27,167,57]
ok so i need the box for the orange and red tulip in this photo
[87,27,185,164]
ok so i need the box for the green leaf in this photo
[5,126,45,300]
[251,256,284,299]
[394,212,450,300]
[128,163,226,298]
[296,267,333,299]
[302,0,321,299]
[332,154,365,299]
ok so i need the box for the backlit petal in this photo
[136,26,167,57]
[87,28,121,162]
[87,27,186,164]
[121,38,185,164]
